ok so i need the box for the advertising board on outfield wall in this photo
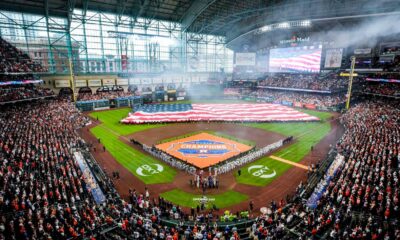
[54,80,71,88]
[102,79,115,86]
[117,79,129,85]
[88,79,102,87]
[75,79,87,87]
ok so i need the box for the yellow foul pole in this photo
[68,58,76,102]
[346,56,356,110]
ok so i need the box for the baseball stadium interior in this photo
[1,0,400,239]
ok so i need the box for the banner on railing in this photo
[293,102,303,108]
[281,100,293,106]
[73,152,106,204]
[257,86,331,94]
[0,79,43,86]
[366,78,400,83]
[307,154,344,209]
[304,104,316,109]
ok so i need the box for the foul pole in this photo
[346,56,356,110]
[68,58,76,102]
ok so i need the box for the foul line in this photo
[269,155,309,170]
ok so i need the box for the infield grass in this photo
[160,189,248,209]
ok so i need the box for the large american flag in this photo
[121,103,319,124]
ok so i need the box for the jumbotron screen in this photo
[269,46,322,73]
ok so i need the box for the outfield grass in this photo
[160,189,248,209]
[237,110,332,186]
[89,108,177,184]
[88,107,333,190]
[89,108,165,136]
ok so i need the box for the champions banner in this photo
[156,133,253,168]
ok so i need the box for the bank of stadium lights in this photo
[259,20,312,33]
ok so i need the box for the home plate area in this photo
[155,132,254,169]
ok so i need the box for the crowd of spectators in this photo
[0,99,249,239]
[360,83,400,97]
[328,102,399,218]
[249,100,400,239]
[0,85,54,103]
[256,89,346,107]
[77,91,136,101]
[0,37,46,73]
[0,74,37,82]
[0,99,93,239]
[258,74,348,91]
[365,72,400,80]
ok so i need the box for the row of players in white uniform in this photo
[214,140,283,174]
[142,140,283,176]
[143,144,197,174]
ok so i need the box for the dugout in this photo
[176,86,186,101]
[154,85,166,102]
[166,83,176,101]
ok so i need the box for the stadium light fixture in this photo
[261,25,272,32]
[302,20,311,26]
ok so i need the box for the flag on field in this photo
[121,103,319,124]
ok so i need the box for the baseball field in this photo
[83,103,340,211]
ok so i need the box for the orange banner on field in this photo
[156,132,253,169]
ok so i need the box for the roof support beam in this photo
[44,0,56,73]
[131,0,150,27]
[67,0,76,30]
[180,0,217,32]
[82,0,89,17]
[117,0,129,25]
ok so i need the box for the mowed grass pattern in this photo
[237,110,333,186]
[89,108,176,184]
[88,107,333,189]
[159,189,248,209]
